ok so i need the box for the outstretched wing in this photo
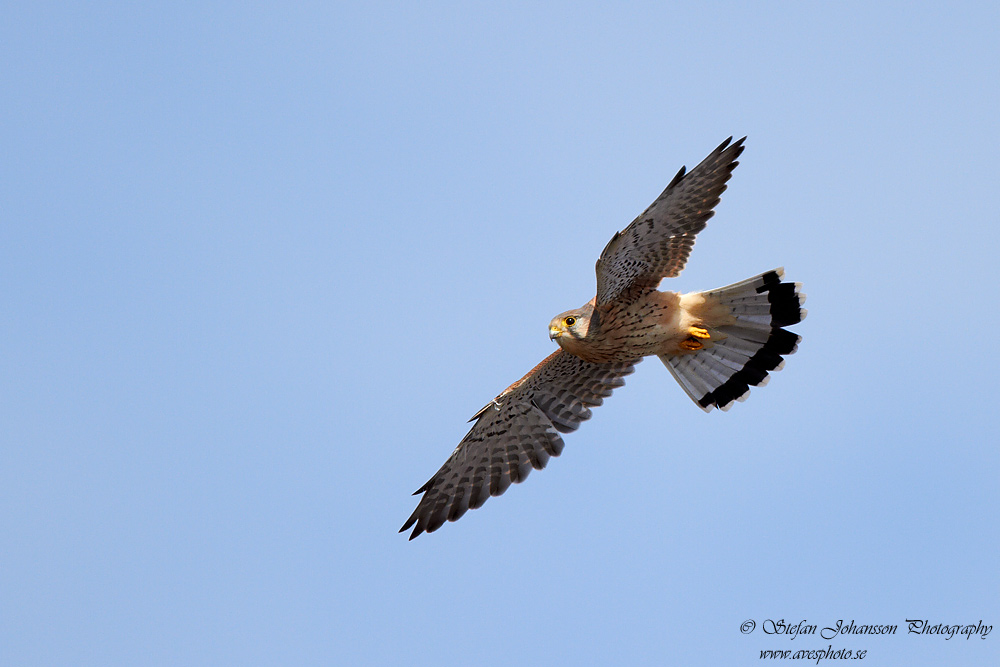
[400,350,639,539]
[595,136,746,306]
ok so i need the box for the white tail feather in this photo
[661,268,805,412]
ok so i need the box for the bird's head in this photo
[548,303,596,352]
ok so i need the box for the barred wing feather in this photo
[400,351,639,539]
[595,137,746,306]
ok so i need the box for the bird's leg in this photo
[678,326,710,351]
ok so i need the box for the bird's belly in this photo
[578,291,686,362]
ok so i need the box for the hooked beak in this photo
[549,327,562,340]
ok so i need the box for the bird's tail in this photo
[659,268,806,411]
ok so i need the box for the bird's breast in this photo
[559,291,682,363]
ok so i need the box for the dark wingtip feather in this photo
[666,165,687,189]
[728,136,746,159]
[717,135,746,155]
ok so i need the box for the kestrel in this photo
[401,137,806,539]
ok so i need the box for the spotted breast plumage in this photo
[401,137,806,539]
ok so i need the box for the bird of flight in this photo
[401,137,806,540]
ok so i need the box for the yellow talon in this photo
[688,326,710,339]
[679,339,703,351]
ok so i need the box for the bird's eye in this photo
[565,317,576,326]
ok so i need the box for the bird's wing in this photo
[595,137,746,306]
[400,350,639,539]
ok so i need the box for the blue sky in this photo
[2,2,998,665]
